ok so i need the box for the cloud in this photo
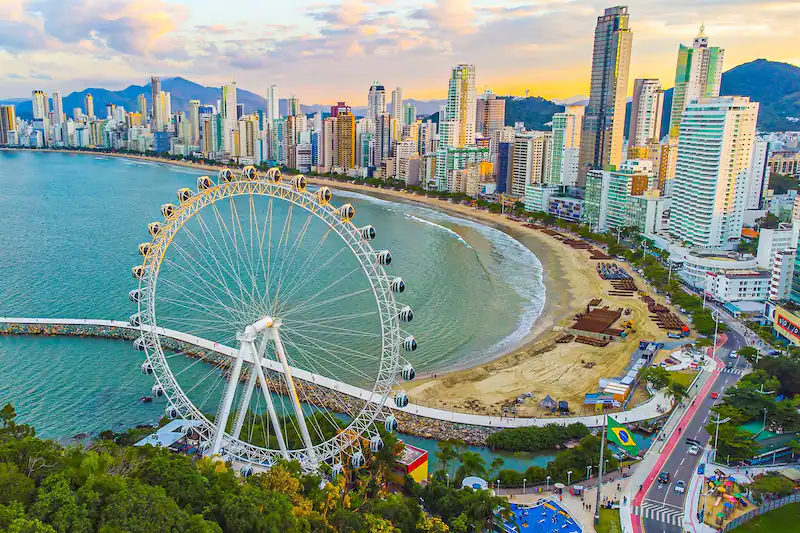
[411,0,476,34]
[7,73,25,79]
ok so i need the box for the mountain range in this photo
[2,59,798,132]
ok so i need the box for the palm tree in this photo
[434,440,461,476]
[455,451,487,483]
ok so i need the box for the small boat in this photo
[140,395,153,403]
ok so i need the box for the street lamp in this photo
[586,465,592,479]
[546,476,551,491]
[711,309,720,361]
[496,479,501,496]
[446,473,449,488]
[523,478,527,495]
[567,470,572,486]
[711,413,731,463]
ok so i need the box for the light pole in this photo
[711,413,731,463]
[546,476,551,492]
[567,470,572,487]
[446,473,449,488]
[497,478,501,496]
[763,407,768,431]
[712,310,720,361]
[523,478,527,495]
[586,465,592,479]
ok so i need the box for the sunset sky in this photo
[1,0,798,104]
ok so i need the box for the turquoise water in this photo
[0,151,546,460]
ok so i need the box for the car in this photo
[725,363,734,370]
[658,471,670,484]
[668,332,682,339]
[697,463,706,475]
[689,445,700,456]
[729,351,738,359]
[711,391,719,399]
[675,480,686,494]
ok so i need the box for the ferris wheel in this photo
[128,166,418,472]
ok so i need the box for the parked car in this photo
[689,445,700,456]
[668,332,682,339]
[658,471,670,484]
[675,480,686,493]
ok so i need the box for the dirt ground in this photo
[403,228,672,416]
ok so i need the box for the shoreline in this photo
[2,148,668,414]
[2,147,565,369]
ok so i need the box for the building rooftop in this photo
[396,443,427,466]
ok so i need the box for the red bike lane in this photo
[630,334,727,533]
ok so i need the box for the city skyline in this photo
[1,0,798,103]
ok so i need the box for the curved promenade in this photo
[0,317,672,429]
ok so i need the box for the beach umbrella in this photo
[733,493,743,498]
[728,476,736,482]
[554,483,565,489]
[716,512,725,518]
[718,487,727,493]
[723,502,732,508]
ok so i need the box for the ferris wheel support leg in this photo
[270,328,317,465]
[252,346,290,460]
[210,344,246,457]
[231,356,259,441]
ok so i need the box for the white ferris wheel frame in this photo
[135,176,403,468]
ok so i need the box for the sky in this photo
[1,0,798,104]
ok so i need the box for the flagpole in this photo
[594,413,606,525]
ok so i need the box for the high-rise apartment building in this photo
[550,105,584,185]
[137,94,147,116]
[628,79,664,147]
[31,90,48,120]
[391,87,403,139]
[367,83,386,125]
[0,105,16,145]
[668,25,724,137]
[287,96,300,117]
[188,100,200,145]
[444,64,476,148]
[321,117,336,169]
[403,103,417,126]
[334,112,356,169]
[577,6,633,185]
[476,90,506,136]
[51,89,64,125]
[84,94,95,120]
[668,97,759,249]
[221,83,238,153]
[267,85,279,123]
[150,76,161,131]
[373,113,391,166]
[510,132,553,196]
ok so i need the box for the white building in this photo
[756,223,800,270]
[510,132,551,197]
[704,270,770,304]
[668,97,759,249]
[550,105,583,186]
[769,249,795,301]
[744,138,770,211]
[367,82,386,126]
[629,79,663,147]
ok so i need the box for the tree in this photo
[737,347,759,365]
[455,452,486,483]
[0,405,16,429]
[749,472,796,501]
[0,464,35,505]
[705,424,759,463]
[667,382,688,402]
[642,367,671,390]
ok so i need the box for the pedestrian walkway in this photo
[633,500,684,527]
[0,316,674,429]
[719,366,747,376]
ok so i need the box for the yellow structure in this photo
[774,305,800,346]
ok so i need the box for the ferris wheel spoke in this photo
[273,246,349,316]
[209,202,254,312]
[179,221,256,313]
[281,285,369,320]
[269,210,315,312]
[278,265,363,318]
[157,277,249,333]
[266,198,298,313]
[194,211,251,304]
[280,325,379,376]
[293,310,379,326]
[157,294,243,330]
[229,195,267,306]
[271,226,334,307]
[280,318,380,338]
[162,246,251,321]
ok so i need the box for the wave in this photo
[329,186,547,366]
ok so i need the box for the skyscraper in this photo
[189,100,200,145]
[367,82,386,125]
[334,112,356,169]
[668,25,724,138]
[137,94,147,116]
[373,113,391,166]
[403,103,417,126]
[31,91,48,120]
[476,90,505,136]
[267,84,279,122]
[287,96,299,117]
[628,78,664,147]
[443,64,477,148]
[577,6,633,185]
[52,89,64,125]
[221,83,238,152]
[550,105,584,185]
[150,76,161,131]
[391,87,403,140]
[0,105,16,145]
[84,94,95,120]
[668,97,758,249]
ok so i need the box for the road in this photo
[637,327,748,533]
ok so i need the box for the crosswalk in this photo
[633,501,684,526]
[721,366,747,375]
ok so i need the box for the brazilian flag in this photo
[607,415,638,455]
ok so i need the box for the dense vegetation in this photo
[767,173,798,196]
[486,423,589,452]
[706,352,800,463]
[0,404,511,533]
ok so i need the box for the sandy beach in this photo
[4,149,675,415]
